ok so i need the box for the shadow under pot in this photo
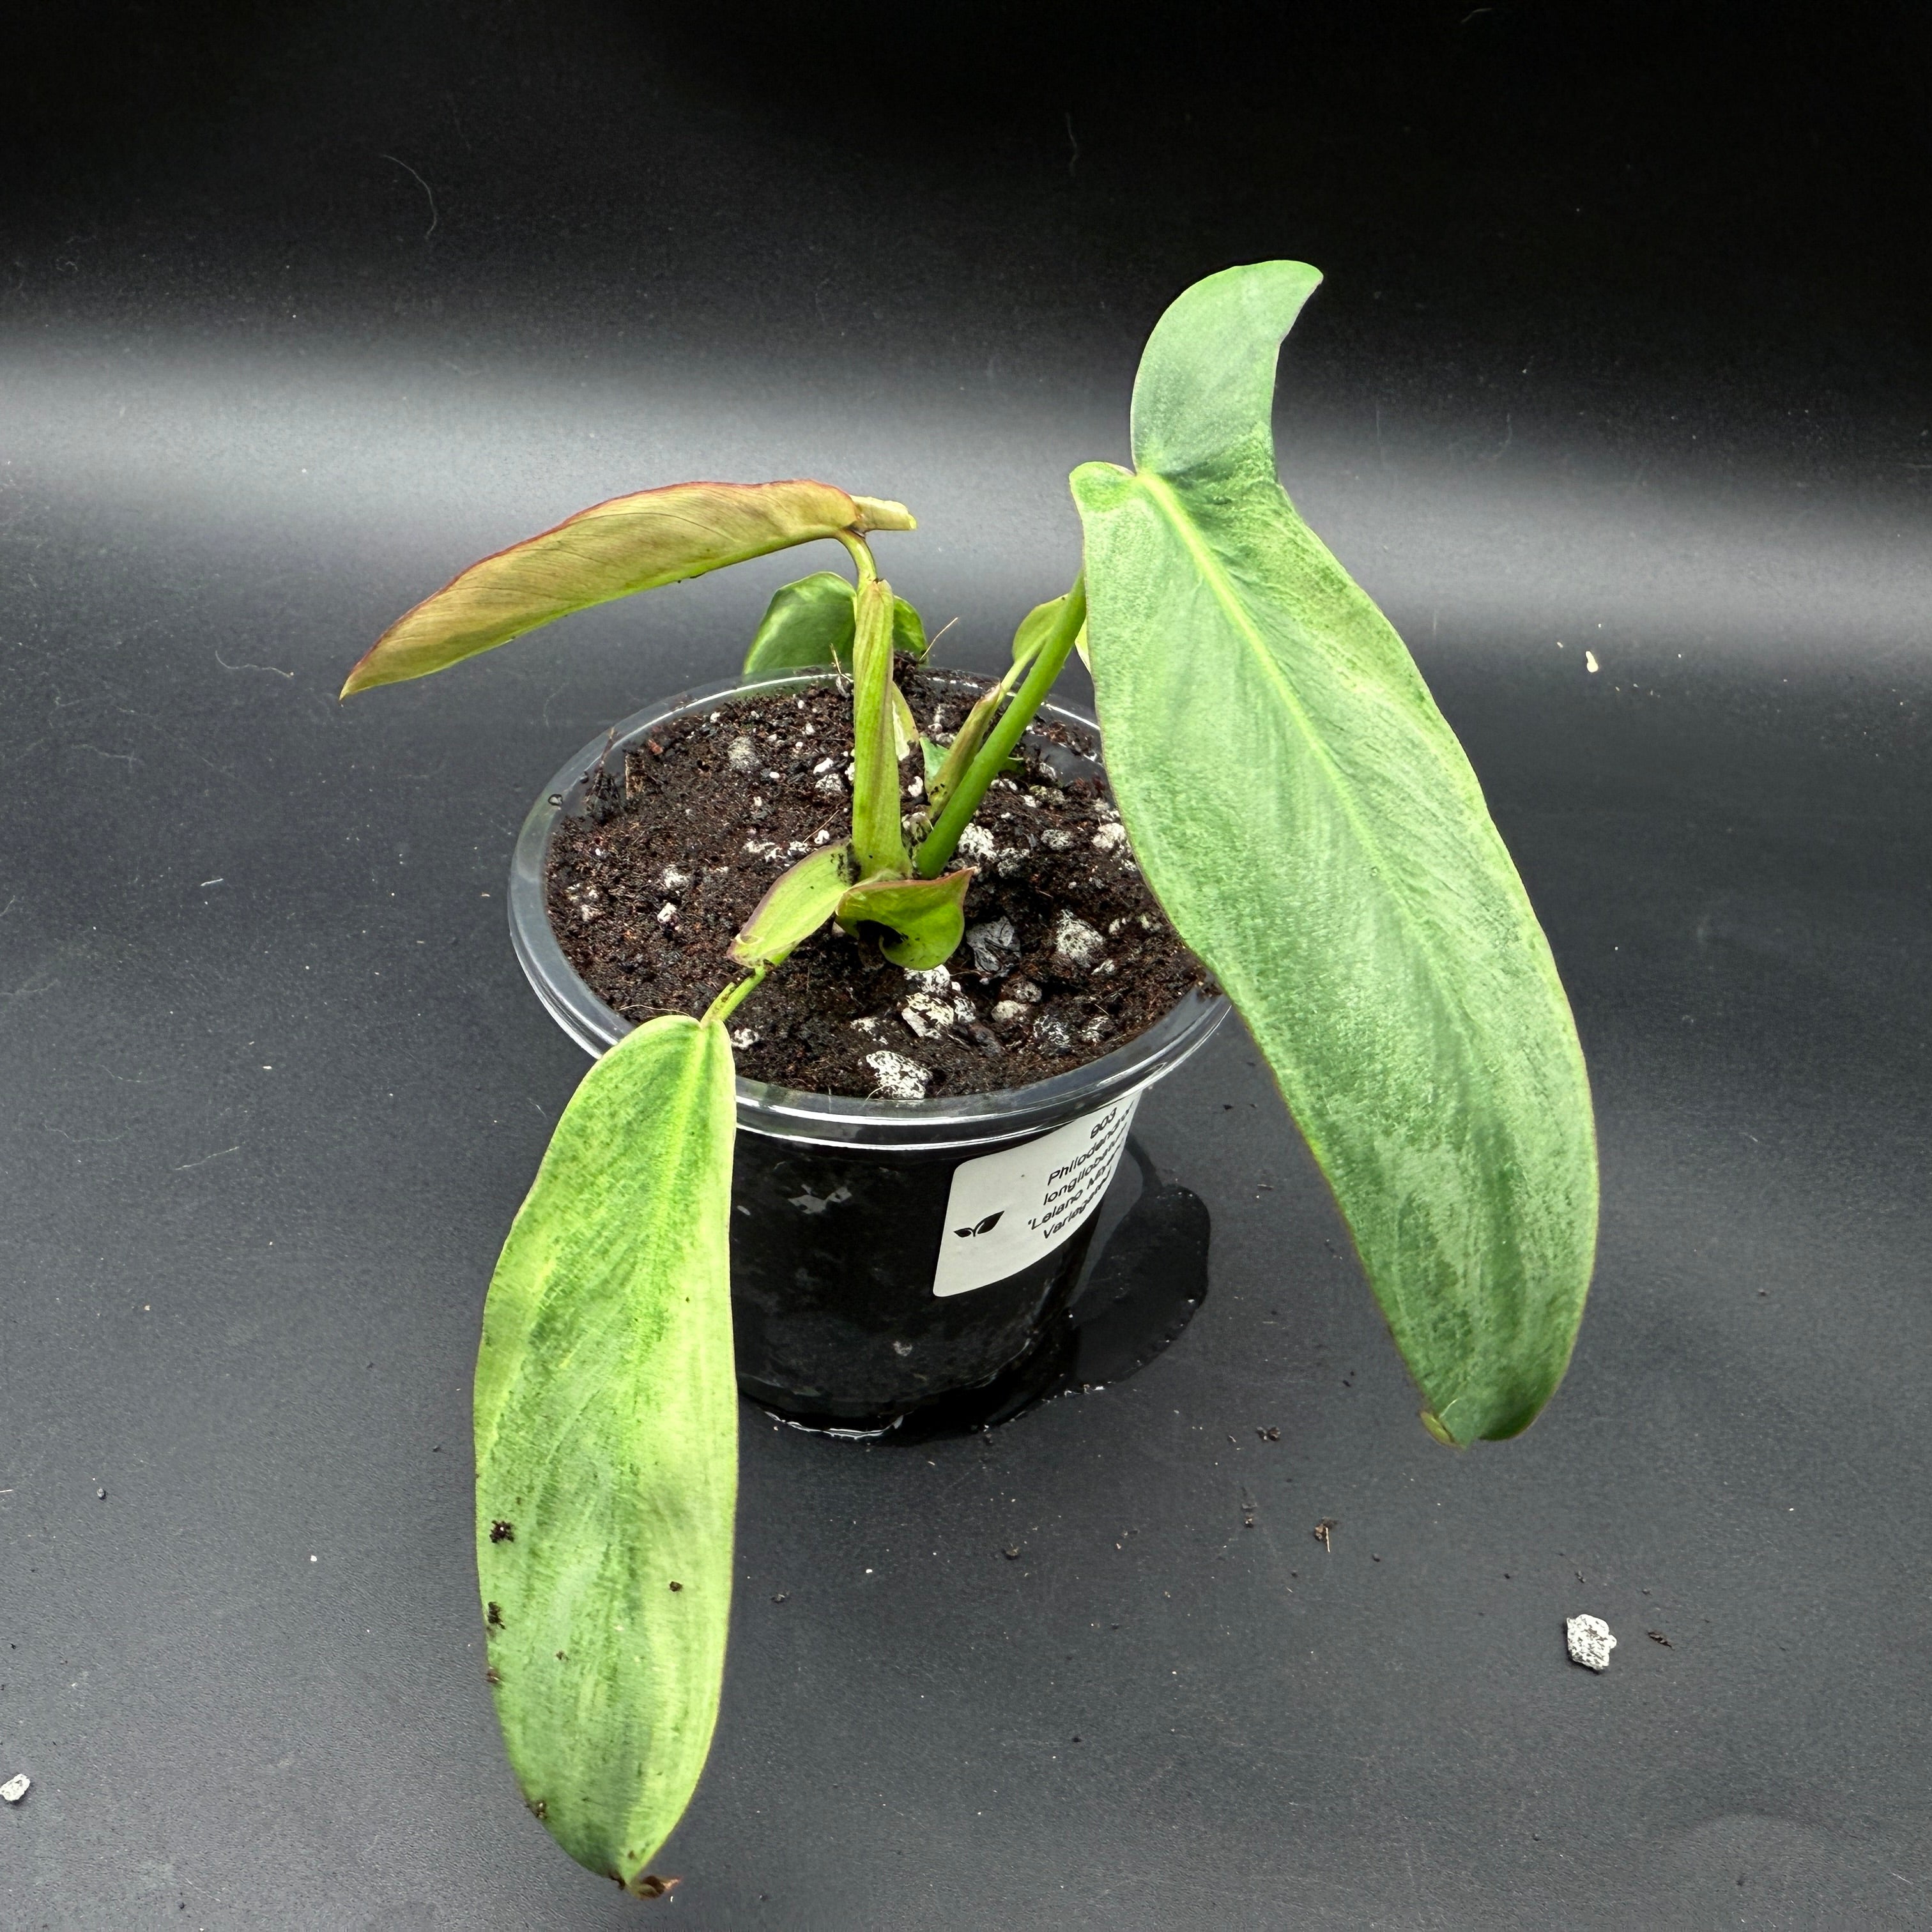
[508,668,1228,1433]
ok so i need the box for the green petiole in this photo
[913,577,1087,878]
[702,965,768,1026]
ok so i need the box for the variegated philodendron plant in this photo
[342,263,1597,1895]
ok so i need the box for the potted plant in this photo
[341,261,1597,1897]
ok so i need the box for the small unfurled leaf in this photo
[892,596,928,658]
[344,479,908,697]
[1011,593,1072,670]
[742,572,855,675]
[919,736,946,785]
[836,869,973,969]
[1072,261,1597,1445]
[926,687,1001,810]
[730,844,855,967]
[849,577,908,880]
[474,1014,738,1888]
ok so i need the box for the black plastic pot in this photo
[509,670,1228,1432]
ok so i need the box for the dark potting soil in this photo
[546,663,1209,1099]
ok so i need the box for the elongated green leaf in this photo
[848,576,908,880]
[344,480,915,696]
[730,843,855,965]
[474,1015,738,1891]
[742,571,856,675]
[1071,262,1597,1445]
[836,868,973,969]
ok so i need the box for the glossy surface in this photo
[3,3,1928,1925]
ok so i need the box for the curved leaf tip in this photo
[1129,261,1322,481]
[850,494,916,532]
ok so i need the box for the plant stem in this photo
[703,965,767,1027]
[914,576,1086,878]
[832,528,877,586]
[848,576,909,879]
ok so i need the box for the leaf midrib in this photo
[1133,467,1461,1029]
[1131,466,1496,1400]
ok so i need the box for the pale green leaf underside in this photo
[475,1015,738,1887]
[1073,261,1597,1443]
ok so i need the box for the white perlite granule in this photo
[954,822,997,862]
[1565,1614,1617,1672]
[864,1051,930,1099]
[727,736,758,772]
[965,917,1016,974]
[1031,1015,1074,1054]
[1,1775,28,1804]
[1052,909,1105,966]
[899,993,958,1039]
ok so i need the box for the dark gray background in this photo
[3,3,1929,1925]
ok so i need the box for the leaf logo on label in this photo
[953,1212,1004,1239]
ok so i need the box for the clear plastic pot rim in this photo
[508,668,1230,1153]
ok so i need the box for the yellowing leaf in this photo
[850,495,916,532]
[344,480,910,696]
[474,1015,738,1887]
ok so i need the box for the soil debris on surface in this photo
[547,663,1209,1098]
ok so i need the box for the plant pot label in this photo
[931,1091,1143,1298]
